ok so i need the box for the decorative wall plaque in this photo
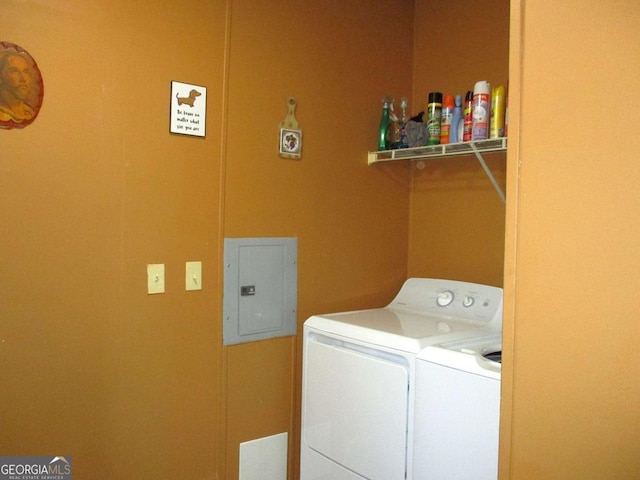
[0,42,44,129]
[170,81,206,137]
[278,97,302,159]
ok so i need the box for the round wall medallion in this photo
[0,42,44,129]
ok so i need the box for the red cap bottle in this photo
[440,95,455,144]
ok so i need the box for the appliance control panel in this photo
[388,278,503,326]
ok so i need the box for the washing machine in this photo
[413,333,502,479]
[300,278,503,480]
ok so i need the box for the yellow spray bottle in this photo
[490,85,506,139]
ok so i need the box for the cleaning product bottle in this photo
[378,96,392,151]
[426,92,442,145]
[472,81,490,141]
[462,90,474,142]
[490,85,506,138]
[449,95,463,143]
[440,95,454,144]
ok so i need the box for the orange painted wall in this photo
[9,1,636,479]
[1,1,227,478]
[409,0,510,287]
[221,2,413,477]
[501,1,640,477]
[1,1,413,478]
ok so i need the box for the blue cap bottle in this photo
[450,94,463,143]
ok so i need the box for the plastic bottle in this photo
[490,85,506,138]
[426,92,442,145]
[389,101,401,148]
[439,95,454,144]
[398,97,409,148]
[462,90,474,142]
[378,96,392,151]
[472,81,491,140]
[450,94,463,143]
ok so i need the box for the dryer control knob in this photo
[463,296,475,307]
[436,290,454,307]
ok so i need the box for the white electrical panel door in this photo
[223,237,297,345]
[238,244,287,335]
[302,336,409,480]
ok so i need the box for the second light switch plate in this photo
[186,261,202,291]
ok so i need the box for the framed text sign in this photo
[170,81,206,137]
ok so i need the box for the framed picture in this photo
[170,81,206,137]
[0,41,44,130]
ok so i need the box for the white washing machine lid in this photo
[304,278,503,354]
[417,333,502,378]
[305,308,499,354]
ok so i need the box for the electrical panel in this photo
[223,237,297,345]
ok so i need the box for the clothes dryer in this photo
[300,278,503,480]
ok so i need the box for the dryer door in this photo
[302,335,409,480]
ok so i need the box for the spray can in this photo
[427,92,442,145]
[462,90,474,142]
[472,81,490,140]
[440,95,454,144]
[490,85,506,138]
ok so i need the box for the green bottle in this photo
[378,97,392,151]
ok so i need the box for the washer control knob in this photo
[463,296,475,307]
[436,290,454,307]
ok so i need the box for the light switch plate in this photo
[147,264,165,294]
[186,261,202,291]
